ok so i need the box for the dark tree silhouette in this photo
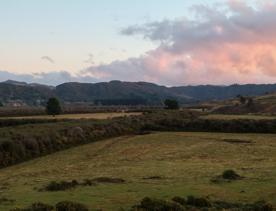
[164,99,179,110]
[237,95,246,104]
[46,97,62,116]
[247,97,254,107]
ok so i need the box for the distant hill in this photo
[55,81,191,105]
[2,80,28,86]
[1,80,276,106]
[171,84,276,101]
[0,81,53,105]
[211,92,276,114]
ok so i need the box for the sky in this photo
[1,0,276,86]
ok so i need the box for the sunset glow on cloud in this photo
[85,0,276,85]
[1,0,276,85]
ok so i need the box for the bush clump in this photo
[10,202,54,211]
[132,196,274,211]
[172,196,211,208]
[186,195,211,208]
[212,200,274,210]
[43,179,98,192]
[82,179,96,186]
[92,177,125,184]
[250,201,274,211]
[134,197,184,211]
[222,170,243,180]
[171,196,186,206]
[10,201,89,211]
[42,177,124,192]
[0,197,14,204]
[44,180,79,191]
[55,201,88,211]
[142,176,163,180]
[30,202,54,211]
[211,169,244,183]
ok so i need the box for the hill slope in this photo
[0,81,53,105]
[207,92,276,114]
[2,80,276,105]
[55,80,191,105]
[171,84,276,101]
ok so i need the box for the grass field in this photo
[0,112,141,120]
[0,132,275,210]
[201,114,276,120]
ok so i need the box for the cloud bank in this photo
[3,1,276,86]
[85,0,276,85]
[0,70,98,86]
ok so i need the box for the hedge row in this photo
[1,110,276,169]
[0,117,140,168]
[0,119,68,128]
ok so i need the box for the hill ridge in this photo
[2,80,276,105]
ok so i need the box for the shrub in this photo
[186,195,211,208]
[133,196,274,211]
[251,201,273,211]
[171,197,186,206]
[212,200,273,210]
[42,179,100,192]
[222,170,243,180]
[30,202,54,211]
[136,197,184,211]
[10,202,54,211]
[55,201,88,211]
[211,170,244,183]
[10,201,89,211]
[0,197,15,205]
[82,179,96,186]
[142,176,163,180]
[92,177,125,184]
[44,180,79,191]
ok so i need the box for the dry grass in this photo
[0,112,141,120]
[0,132,276,210]
[201,114,276,120]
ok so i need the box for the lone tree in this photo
[46,97,62,116]
[237,95,246,104]
[246,97,254,107]
[164,99,179,110]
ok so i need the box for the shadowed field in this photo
[0,132,276,210]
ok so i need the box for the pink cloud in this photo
[82,1,276,85]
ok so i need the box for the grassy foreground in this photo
[0,132,276,210]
